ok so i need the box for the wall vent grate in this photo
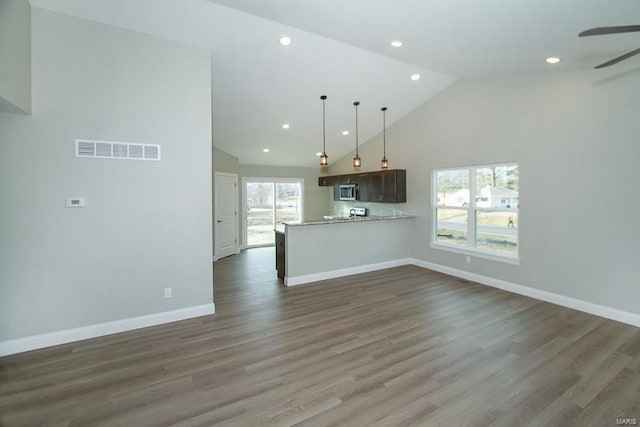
[75,139,161,161]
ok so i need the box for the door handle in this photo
[217,219,223,223]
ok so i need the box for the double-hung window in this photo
[433,163,519,263]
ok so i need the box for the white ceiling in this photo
[210,0,640,77]
[30,0,640,167]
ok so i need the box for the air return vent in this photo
[75,139,161,161]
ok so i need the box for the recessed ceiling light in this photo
[282,123,290,129]
[279,36,292,47]
[316,152,322,157]
[546,57,561,64]
[390,40,403,48]
[342,130,350,136]
[263,148,270,153]
[410,73,421,81]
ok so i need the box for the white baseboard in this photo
[0,304,215,357]
[4,258,637,357]
[409,258,640,328]
[285,258,412,286]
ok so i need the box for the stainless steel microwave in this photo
[339,184,357,201]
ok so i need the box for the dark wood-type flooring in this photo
[1,247,640,426]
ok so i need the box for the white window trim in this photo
[242,177,305,248]
[432,163,519,264]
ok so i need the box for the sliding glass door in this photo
[246,182,275,247]
[245,178,303,247]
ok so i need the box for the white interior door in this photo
[215,172,238,260]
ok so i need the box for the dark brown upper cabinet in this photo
[320,169,406,203]
[382,169,406,203]
[357,173,370,202]
[318,176,333,187]
[318,174,357,186]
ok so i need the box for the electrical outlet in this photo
[164,287,172,298]
[465,256,471,264]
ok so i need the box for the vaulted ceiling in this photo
[30,0,640,166]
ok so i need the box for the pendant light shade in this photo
[353,101,361,169]
[353,155,361,168]
[320,95,328,167]
[381,107,389,169]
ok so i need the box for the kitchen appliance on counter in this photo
[348,207,367,218]
[339,184,357,201]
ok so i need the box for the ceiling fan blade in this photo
[594,47,640,69]
[579,25,640,37]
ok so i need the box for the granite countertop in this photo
[284,214,415,227]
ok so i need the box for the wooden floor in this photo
[1,247,639,426]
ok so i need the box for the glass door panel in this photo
[246,182,274,246]
[275,182,301,225]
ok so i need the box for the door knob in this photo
[217,219,223,223]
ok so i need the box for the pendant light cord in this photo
[354,101,360,155]
[382,107,386,157]
[319,95,329,167]
[322,97,326,153]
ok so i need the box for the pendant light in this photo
[381,107,389,169]
[320,95,328,167]
[353,101,361,168]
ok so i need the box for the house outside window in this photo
[433,163,519,263]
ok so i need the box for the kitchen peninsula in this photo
[277,214,415,286]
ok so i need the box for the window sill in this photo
[430,242,520,265]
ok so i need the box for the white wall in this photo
[213,146,240,175]
[285,218,414,284]
[212,146,240,246]
[0,0,31,114]
[0,9,213,342]
[330,69,640,317]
